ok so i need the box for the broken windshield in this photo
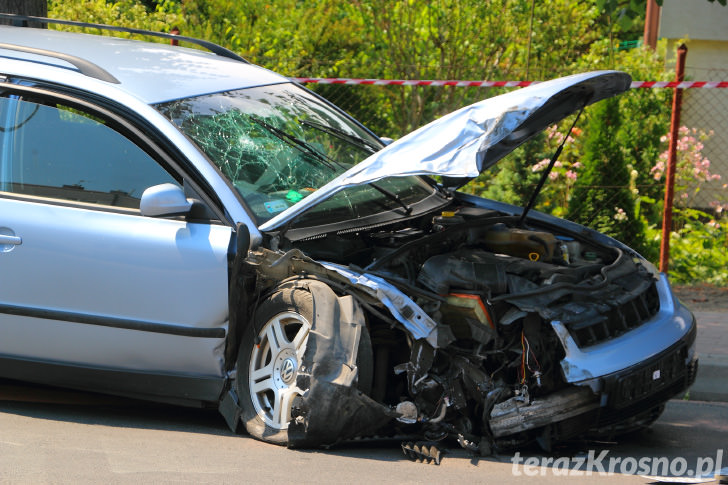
[156,83,433,225]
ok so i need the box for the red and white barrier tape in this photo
[292,77,728,89]
[631,80,728,88]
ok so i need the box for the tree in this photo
[472,133,547,207]
[48,1,180,39]
[567,98,648,253]
[0,0,47,27]
[344,0,604,137]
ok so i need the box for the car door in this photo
[0,93,233,398]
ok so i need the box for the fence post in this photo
[170,26,179,46]
[659,44,687,274]
[643,0,660,50]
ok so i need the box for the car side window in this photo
[0,96,177,209]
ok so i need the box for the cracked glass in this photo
[156,83,433,225]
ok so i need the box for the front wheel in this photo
[237,284,374,445]
[237,288,313,445]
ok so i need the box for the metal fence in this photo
[680,68,728,210]
[300,76,728,264]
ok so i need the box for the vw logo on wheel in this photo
[280,357,297,385]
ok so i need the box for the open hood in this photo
[259,70,631,231]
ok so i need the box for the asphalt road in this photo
[1,381,727,484]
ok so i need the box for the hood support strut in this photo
[518,106,585,227]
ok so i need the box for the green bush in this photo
[645,210,728,285]
[49,0,180,36]
[568,97,648,253]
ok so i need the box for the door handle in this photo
[0,234,21,245]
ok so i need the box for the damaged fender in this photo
[273,280,396,447]
[321,262,455,349]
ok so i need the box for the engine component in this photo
[395,401,419,424]
[417,250,507,295]
[432,211,465,231]
[474,223,561,263]
[438,293,496,343]
[370,227,425,247]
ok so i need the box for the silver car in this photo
[0,17,697,453]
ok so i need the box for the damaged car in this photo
[0,16,697,454]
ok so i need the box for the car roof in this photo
[0,25,289,104]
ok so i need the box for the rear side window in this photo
[0,96,176,208]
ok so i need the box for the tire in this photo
[237,288,313,445]
[237,286,373,445]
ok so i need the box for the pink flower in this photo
[532,159,550,172]
[652,126,720,205]
[613,207,628,221]
[709,201,727,215]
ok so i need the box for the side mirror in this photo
[380,137,394,146]
[140,183,193,217]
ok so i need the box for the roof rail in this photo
[0,13,249,64]
[0,42,120,83]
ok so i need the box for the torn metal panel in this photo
[321,262,454,348]
[289,380,396,447]
[247,248,454,348]
[285,280,395,447]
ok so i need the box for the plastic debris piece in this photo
[401,441,442,465]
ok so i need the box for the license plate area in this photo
[610,345,688,409]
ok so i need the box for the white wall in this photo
[661,0,728,42]
[661,2,728,208]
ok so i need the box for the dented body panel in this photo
[284,280,396,447]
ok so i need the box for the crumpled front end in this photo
[238,68,694,451]
[246,203,697,452]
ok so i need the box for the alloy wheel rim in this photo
[248,311,311,430]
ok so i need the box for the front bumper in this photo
[490,275,698,441]
[489,325,697,440]
[563,273,698,429]
[551,274,696,384]
[602,323,697,410]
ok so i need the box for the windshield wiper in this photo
[369,182,413,215]
[250,116,338,171]
[299,118,381,154]
[253,116,412,215]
